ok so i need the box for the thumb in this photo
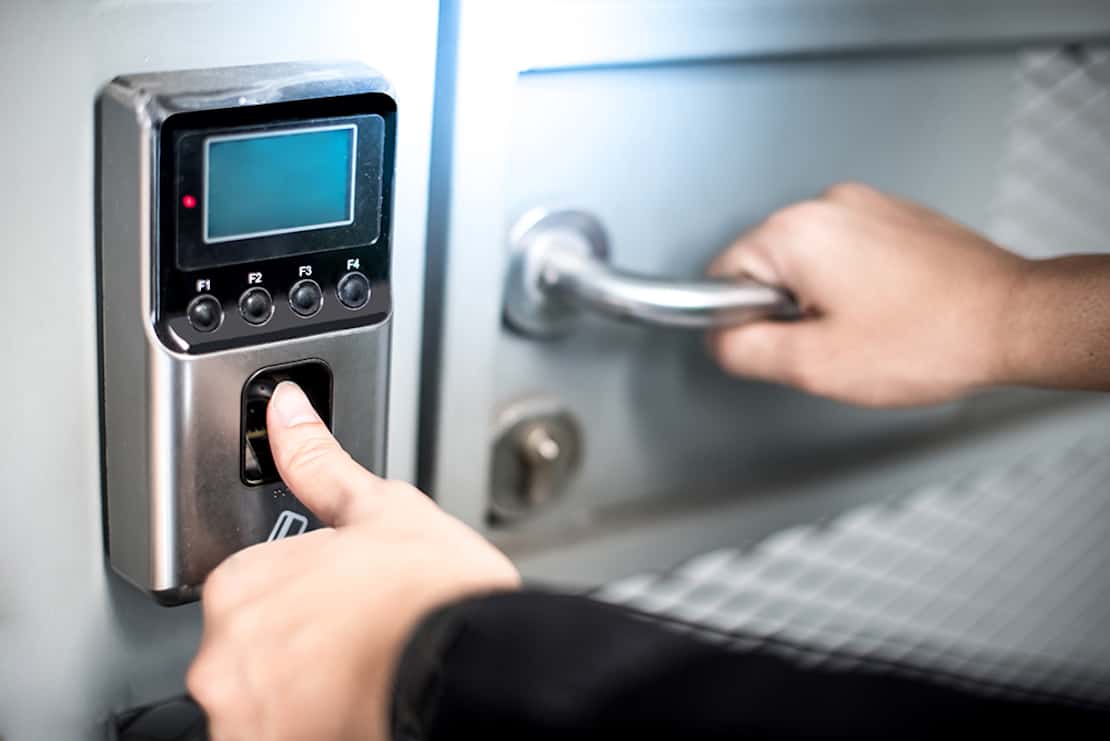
[708,320,823,387]
[266,381,383,527]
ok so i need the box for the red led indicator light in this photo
[181,194,197,209]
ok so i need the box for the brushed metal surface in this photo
[111,60,395,126]
[144,324,391,595]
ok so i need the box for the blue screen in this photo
[205,126,355,242]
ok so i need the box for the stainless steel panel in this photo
[495,51,1012,519]
[509,0,1110,73]
[429,2,1110,578]
[514,395,1110,585]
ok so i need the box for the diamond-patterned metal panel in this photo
[596,434,1110,705]
[991,46,1110,257]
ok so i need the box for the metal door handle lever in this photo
[504,209,799,337]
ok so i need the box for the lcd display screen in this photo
[204,124,356,243]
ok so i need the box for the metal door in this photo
[424,1,1110,581]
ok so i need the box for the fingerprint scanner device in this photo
[98,62,395,604]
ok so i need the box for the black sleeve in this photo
[390,590,1110,740]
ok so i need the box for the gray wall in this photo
[0,2,437,737]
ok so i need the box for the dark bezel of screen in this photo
[155,93,396,353]
[173,113,383,271]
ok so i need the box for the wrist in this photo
[389,582,521,741]
[958,251,1034,394]
[390,599,464,741]
[983,255,1039,390]
[993,254,1110,392]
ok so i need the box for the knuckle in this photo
[823,180,874,202]
[188,652,263,740]
[186,658,223,707]
[706,251,734,278]
[765,200,831,236]
[763,206,797,233]
[202,567,238,610]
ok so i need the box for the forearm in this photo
[1000,255,1110,392]
[706,185,1110,407]
[390,590,1110,740]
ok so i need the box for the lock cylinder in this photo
[489,397,582,525]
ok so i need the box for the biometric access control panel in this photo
[98,62,395,604]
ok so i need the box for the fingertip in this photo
[706,251,737,278]
[268,381,320,429]
[704,327,730,364]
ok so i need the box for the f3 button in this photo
[289,279,324,318]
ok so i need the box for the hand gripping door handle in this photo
[503,209,800,338]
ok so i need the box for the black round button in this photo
[337,271,371,310]
[289,279,324,317]
[186,294,222,333]
[239,287,273,326]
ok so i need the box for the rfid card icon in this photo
[267,510,309,542]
